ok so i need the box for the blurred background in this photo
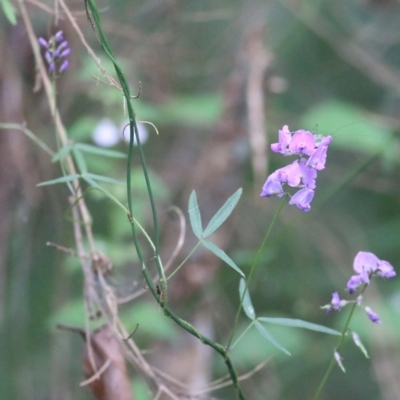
[1,0,400,399]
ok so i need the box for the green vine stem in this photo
[84,1,246,398]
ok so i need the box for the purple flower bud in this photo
[38,37,48,48]
[56,40,69,52]
[59,60,69,74]
[327,292,348,312]
[347,274,364,294]
[54,30,64,42]
[45,50,53,64]
[365,306,381,324]
[289,130,315,156]
[48,62,55,73]
[59,48,71,58]
[288,188,314,212]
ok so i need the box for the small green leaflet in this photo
[202,188,242,237]
[255,320,291,355]
[257,317,340,336]
[37,174,80,186]
[239,278,255,320]
[202,240,244,277]
[188,191,203,238]
[1,0,17,25]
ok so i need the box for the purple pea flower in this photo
[347,251,396,293]
[307,145,329,170]
[260,171,285,198]
[271,125,292,155]
[261,125,332,212]
[288,188,314,212]
[365,306,381,324]
[289,130,315,156]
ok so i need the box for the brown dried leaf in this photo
[82,325,134,400]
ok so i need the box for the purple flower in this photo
[59,60,69,74]
[260,171,285,198]
[38,37,48,48]
[277,161,302,187]
[365,306,381,324]
[326,292,348,312]
[54,30,64,42]
[288,188,314,212]
[289,130,315,156]
[38,30,70,75]
[347,252,396,293]
[271,125,292,155]
[346,274,364,294]
[299,160,317,189]
[262,125,332,212]
[307,145,329,170]
[376,260,396,279]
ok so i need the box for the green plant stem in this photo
[226,197,286,349]
[141,265,246,400]
[312,284,368,400]
[85,3,246,398]
[167,241,202,280]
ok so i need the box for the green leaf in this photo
[255,320,290,356]
[37,174,80,186]
[72,148,88,173]
[1,0,17,25]
[203,188,242,238]
[52,144,73,162]
[188,191,203,238]
[239,278,255,320]
[257,317,341,336]
[75,143,126,158]
[85,173,125,185]
[202,240,244,277]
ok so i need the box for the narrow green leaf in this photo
[188,191,203,238]
[85,173,125,185]
[72,148,88,173]
[257,317,341,336]
[239,278,256,320]
[82,176,128,213]
[1,0,17,25]
[52,144,73,162]
[203,188,242,237]
[255,320,291,356]
[202,240,244,277]
[37,174,80,186]
[75,143,126,158]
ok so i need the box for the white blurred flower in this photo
[92,118,119,147]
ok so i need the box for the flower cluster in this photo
[323,251,396,324]
[347,251,396,293]
[260,125,332,211]
[38,30,70,75]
